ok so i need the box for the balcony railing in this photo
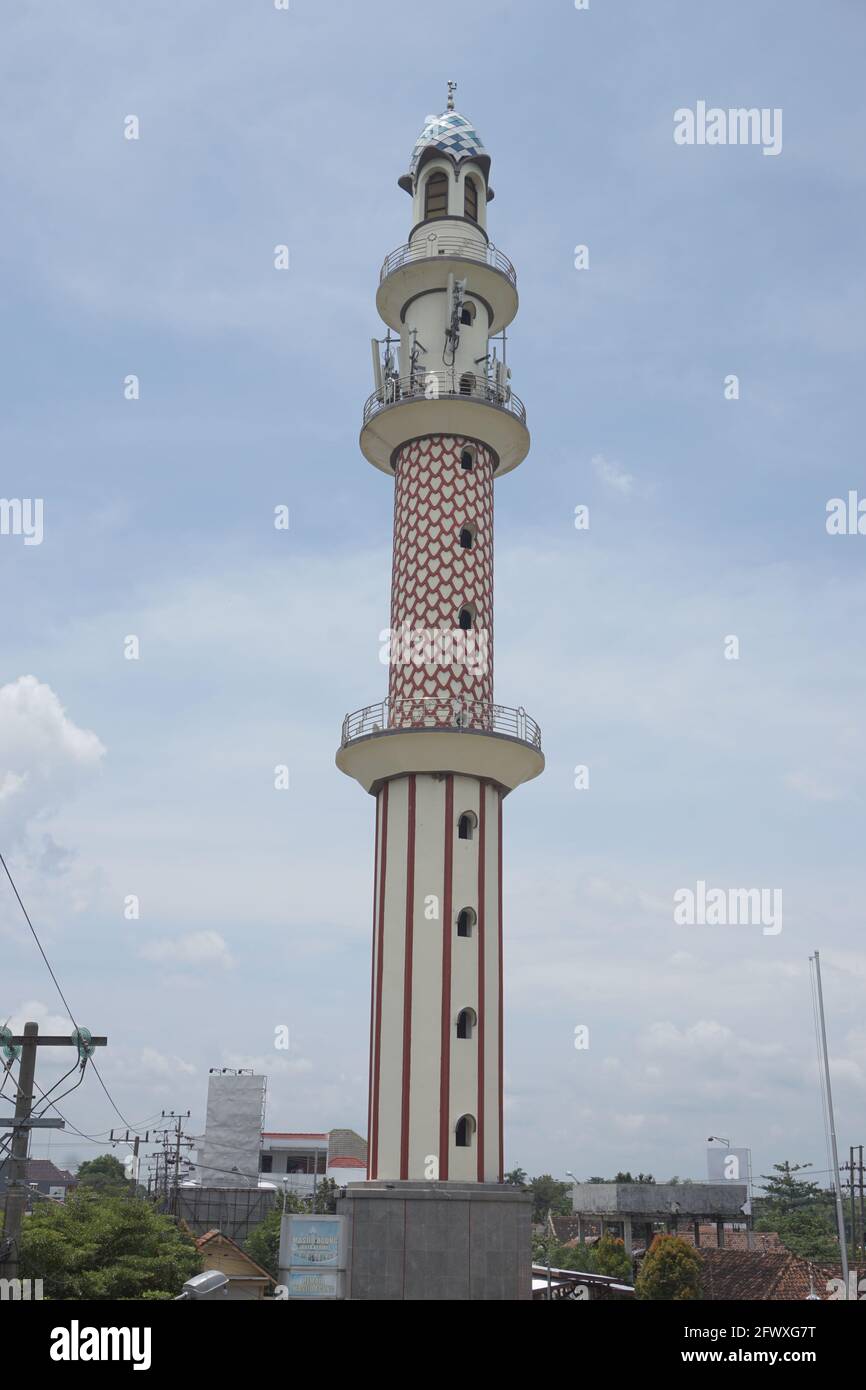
[380,237,517,287]
[362,370,526,428]
[341,697,542,752]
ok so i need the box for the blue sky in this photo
[2,0,865,1189]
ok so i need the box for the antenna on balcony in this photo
[371,339,384,396]
[444,274,466,366]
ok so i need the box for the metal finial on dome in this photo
[447,80,457,112]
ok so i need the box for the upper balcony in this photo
[336,697,544,795]
[360,368,529,477]
[376,234,519,336]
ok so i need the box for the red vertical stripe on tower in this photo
[399,775,416,1179]
[366,791,381,1178]
[497,790,504,1183]
[370,781,389,1180]
[438,774,454,1179]
[476,782,486,1182]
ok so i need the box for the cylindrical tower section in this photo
[367,772,504,1183]
[388,434,494,728]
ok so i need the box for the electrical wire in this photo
[0,847,146,1135]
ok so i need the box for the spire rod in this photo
[447,79,457,112]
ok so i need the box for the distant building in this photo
[0,1158,77,1203]
[194,1070,267,1188]
[259,1129,367,1194]
[569,1181,749,1256]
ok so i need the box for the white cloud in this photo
[591,452,635,496]
[0,676,105,841]
[139,931,234,970]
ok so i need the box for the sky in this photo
[1,0,865,1192]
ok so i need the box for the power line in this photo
[0,847,143,1135]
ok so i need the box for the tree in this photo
[245,1189,330,1279]
[18,1190,199,1299]
[592,1233,632,1281]
[529,1175,572,1224]
[75,1154,131,1197]
[635,1234,702,1301]
[504,1166,528,1187]
[756,1161,827,1216]
[312,1177,338,1214]
[754,1161,839,1262]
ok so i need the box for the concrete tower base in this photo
[340,1181,532,1301]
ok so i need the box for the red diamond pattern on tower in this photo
[388,435,494,728]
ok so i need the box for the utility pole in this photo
[859,1145,865,1261]
[0,1021,106,1281]
[849,1148,856,1260]
[810,952,850,1298]
[110,1128,150,1188]
[154,1112,192,1215]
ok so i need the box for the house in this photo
[259,1128,367,1194]
[0,1158,78,1203]
[696,1249,866,1301]
[194,1230,274,1300]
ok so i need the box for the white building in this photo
[259,1130,366,1195]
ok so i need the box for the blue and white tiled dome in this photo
[399,109,493,197]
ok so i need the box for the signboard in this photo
[285,1270,344,1301]
[280,1215,347,1298]
[707,1146,750,1184]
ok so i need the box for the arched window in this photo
[457,907,476,938]
[464,176,479,222]
[460,301,476,327]
[457,603,475,631]
[459,523,476,550]
[459,372,475,396]
[460,446,476,472]
[458,810,477,841]
[456,1008,477,1040]
[455,1114,476,1148]
[425,171,449,219]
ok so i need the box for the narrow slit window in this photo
[457,908,476,938]
[456,1008,476,1040]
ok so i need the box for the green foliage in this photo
[504,1167,528,1187]
[529,1174,572,1223]
[245,1190,326,1279]
[75,1154,131,1197]
[635,1234,702,1301]
[245,1205,283,1279]
[754,1160,839,1262]
[312,1177,338,1214]
[592,1233,632,1281]
[19,1190,199,1300]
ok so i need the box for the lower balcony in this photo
[336,697,544,796]
[359,369,530,477]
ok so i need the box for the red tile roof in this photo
[327,1156,366,1168]
[697,1249,866,1301]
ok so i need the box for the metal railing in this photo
[362,371,526,427]
[341,697,542,751]
[380,237,517,287]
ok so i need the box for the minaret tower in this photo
[337,90,543,1187]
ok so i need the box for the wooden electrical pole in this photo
[0,1021,106,1280]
